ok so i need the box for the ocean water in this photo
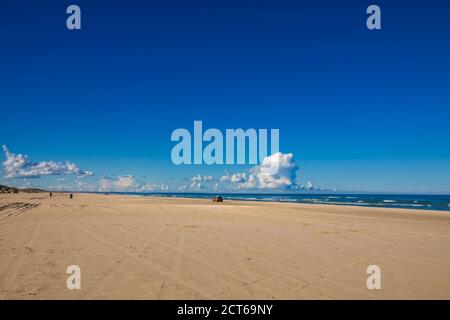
[133,193,450,212]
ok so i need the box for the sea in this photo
[123,192,450,212]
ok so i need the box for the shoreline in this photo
[45,191,450,213]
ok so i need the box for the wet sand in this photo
[0,192,449,299]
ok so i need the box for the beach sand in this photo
[0,192,449,300]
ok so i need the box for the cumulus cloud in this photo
[219,172,247,183]
[189,174,215,190]
[219,152,298,190]
[191,174,213,182]
[190,181,203,190]
[255,152,298,189]
[218,172,253,189]
[100,175,135,191]
[2,145,94,179]
[300,181,314,190]
[181,154,323,192]
[99,175,168,192]
[230,173,247,183]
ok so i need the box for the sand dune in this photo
[0,192,449,299]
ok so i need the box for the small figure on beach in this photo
[49,192,52,198]
[70,193,73,199]
[212,196,223,202]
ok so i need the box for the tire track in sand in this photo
[157,224,185,299]
[63,216,209,299]
[81,206,169,299]
[0,207,44,299]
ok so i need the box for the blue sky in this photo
[1,0,450,193]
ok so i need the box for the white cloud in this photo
[239,173,257,189]
[218,152,298,190]
[219,171,247,183]
[189,174,215,190]
[100,175,135,190]
[231,173,247,183]
[2,145,94,179]
[255,152,298,189]
[191,174,213,182]
[76,180,96,192]
[190,181,203,190]
[99,175,168,192]
[301,181,314,190]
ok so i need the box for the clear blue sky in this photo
[1,0,450,193]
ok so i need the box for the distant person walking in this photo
[49,192,52,198]
[70,193,73,199]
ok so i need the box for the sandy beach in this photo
[0,192,449,300]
